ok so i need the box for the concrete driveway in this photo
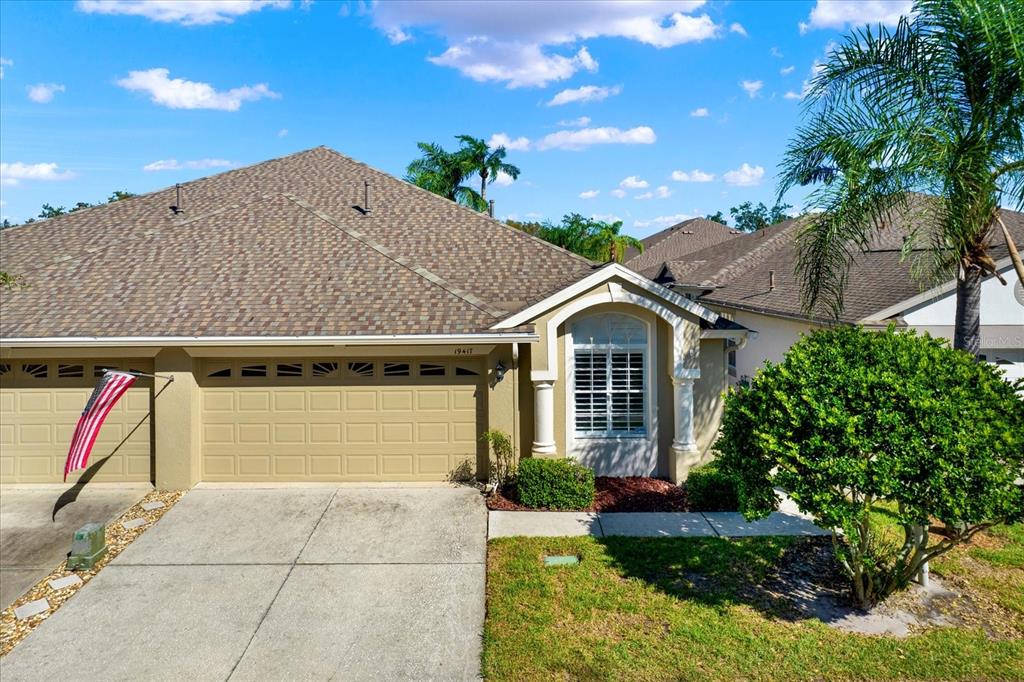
[1,484,151,609]
[0,484,486,681]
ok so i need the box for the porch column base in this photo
[668,443,701,485]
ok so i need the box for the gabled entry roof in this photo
[0,147,597,340]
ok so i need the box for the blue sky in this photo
[0,0,914,236]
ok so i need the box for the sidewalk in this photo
[488,510,829,539]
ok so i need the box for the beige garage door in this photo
[200,358,484,481]
[0,359,153,484]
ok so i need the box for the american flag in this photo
[64,370,138,481]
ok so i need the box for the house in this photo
[623,217,741,274]
[629,200,1024,384]
[0,147,750,488]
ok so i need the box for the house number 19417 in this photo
[454,348,474,355]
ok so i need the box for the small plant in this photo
[481,429,516,492]
[715,326,1024,607]
[685,462,742,512]
[516,458,595,510]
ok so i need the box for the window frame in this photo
[568,313,653,440]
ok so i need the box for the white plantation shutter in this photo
[572,314,647,437]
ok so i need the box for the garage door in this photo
[0,359,153,484]
[200,358,484,481]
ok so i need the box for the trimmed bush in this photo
[685,462,741,512]
[516,458,595,510]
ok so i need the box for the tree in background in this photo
[778,0,1024,355]
[108,190,135,203]
[2,190,138,229]
[703,210,728,225]
[715,327,1024,608]
[456,135,520,206]
[728,201,794,232]
[407,137,520,211]
[584,219,643,263]
[506,213,643,263]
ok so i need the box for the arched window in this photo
[571,313,647,437]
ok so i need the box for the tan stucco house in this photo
[0,147,750,489]
[627,201,1024,385]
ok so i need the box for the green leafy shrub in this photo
[516,458,595,510]
[481,429,516,491]
[715,326,1024,607]
[685,462,742,512]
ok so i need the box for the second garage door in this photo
[200,357,484,481]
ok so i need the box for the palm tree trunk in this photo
[953,266,982,355]
[480,172,487,204]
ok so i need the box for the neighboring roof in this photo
[662,200,1024,324]
[624,217,741,278]
[0,147,597,339]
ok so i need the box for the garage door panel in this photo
[200,359,483,482]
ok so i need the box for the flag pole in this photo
[113,369,175,382]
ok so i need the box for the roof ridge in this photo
[316,146,599,269]
[281,193,510,320]
[688,218,804,286]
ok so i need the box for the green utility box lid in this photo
[67,523,107,571]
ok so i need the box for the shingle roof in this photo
[624,217,741,278]
[659,200,1024,324]
[0,147,597,338]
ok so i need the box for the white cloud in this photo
[671,169,714,183]
[591,213,622,223]
[740,79,763,98]
[723,163,764,186]
[558,116,591,127]
[799,0,912,33]
[654,185,672,198]
[143,158,239,171]
[579,189,599,199]
[116,68,280,111]
[430,42,598,89]
[769,46,783,58]
[26,83,65,103]
[635,191,654,200]
[0,162,75,186]
[277,128,288,137]
[780,65,795,75]
[535,125,655,151]
[729,22,747,37]
[634,213,695,229]
[690,107,709,117]
[492,170,517,186]
[783,91,802,100]
[546,84,621,106]
[488,132,531,151]
[372,1,721,88]
[0,57,12,79]
[619,175,649,189]
[76,0,289,25]
[610,188,627,198]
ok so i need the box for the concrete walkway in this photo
[0,484,151,608]
[2,485,486,682]
[489,510,829,538]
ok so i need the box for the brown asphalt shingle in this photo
[659,201,1024,323]
[0,147,597,338]
[624,218,741,278]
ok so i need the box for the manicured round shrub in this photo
[685,462,741,512]
[715,326,1024,607]
[516,457,595,510]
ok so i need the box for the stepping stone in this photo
[49,575,83,590]
[141,501,166,511]
[14,598,49,620]
[121,518,148,530]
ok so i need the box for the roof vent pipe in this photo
[363,181,372,215]
[488,199,495,218]
[170,183,184,215]
[769,270,776,291]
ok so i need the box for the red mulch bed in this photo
[486,476,689,512]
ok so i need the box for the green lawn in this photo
[484,530,1024,681]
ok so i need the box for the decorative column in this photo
[531,379,557,455]
[669,373,700,484]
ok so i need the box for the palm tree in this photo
[405,142,483,209]
[778,0,1024,355]
[456,135,521,206]
[585,220,644,264]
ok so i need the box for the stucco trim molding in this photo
[492,262,719,329]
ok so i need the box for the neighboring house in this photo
[624,217,741,276]
[633,200,1024,384]
[0,147,750,487]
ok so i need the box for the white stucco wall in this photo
[725,310,817,383]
